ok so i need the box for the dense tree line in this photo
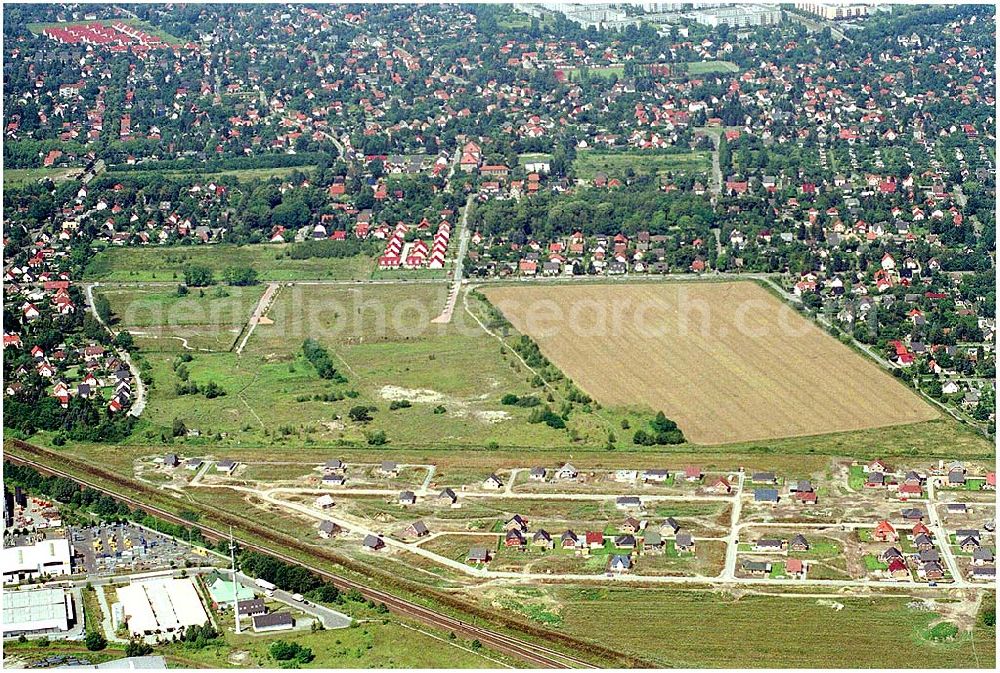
[237,549,342,600]
[2,462,212,545]
[471,184,714,242]
[303,339,346,382]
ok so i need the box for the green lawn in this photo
[790,540,841,559]
[862,555,887,571]
[573,150,710,181]
[83,244,375,282]
[682,60,740,75]
[848,464,866,490]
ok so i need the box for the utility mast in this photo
[229,526,241,634]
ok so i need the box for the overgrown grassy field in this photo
[3,166,79,187]
[554,587,995,668]
[572,149,710,181]
[154,620,508,668]
[99,285,264,351]
[83,244,375,282]
[483,282,940,444]
[131,284,572,448]
[683,60,740,75]
[563,65,625,81]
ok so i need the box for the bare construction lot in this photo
[482,282,938,444]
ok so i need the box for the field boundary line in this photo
[463,285,620,441]
[235,368,266,429]
[463,285,560,399]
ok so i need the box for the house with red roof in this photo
[873,520,898,543]
[709,477,731,494]
[886,556,909,578]
[785,558,805,578]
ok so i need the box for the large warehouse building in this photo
[2,538,73,584]
[115,578,209,637]
[2,587,75,637]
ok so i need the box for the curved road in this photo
[83,282,146,417]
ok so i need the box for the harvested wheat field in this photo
[482,281,938,445]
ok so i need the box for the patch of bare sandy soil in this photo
[378,385,510,424]
[227,650,252,666]
[3,655,29,669]
[918,591,987,632]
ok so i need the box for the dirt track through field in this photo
[483,282,938,444]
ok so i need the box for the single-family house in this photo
[318,521,341,539]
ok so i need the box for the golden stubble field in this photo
[483,281,939,445]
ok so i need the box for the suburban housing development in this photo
[2,2,996,670]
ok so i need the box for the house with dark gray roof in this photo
[919,549,940,563]
[615,496,642,510]
[467,547,491,563]
[789,534,810,551]
[754,488,779,504]
[407,520,430,537]
[742,560,771,575]
[237,598,266,617]
[754,538,783,552]
[318,521,340,538]
[661,517,681,536]
[971,566,995,580]
[610,554,632,572]
[972,548,994,565]
[252,612,294,632]
[614,534,637,549]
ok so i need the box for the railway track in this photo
[4,442,600,669]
